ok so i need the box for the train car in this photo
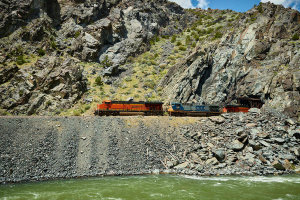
[95,100,164,116]
[222,105,250,113]
[168,102,221,116]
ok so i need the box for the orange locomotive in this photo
[95,100,164,116]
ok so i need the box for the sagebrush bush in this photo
[179,46,187,51]
[101,55,112,68]
[125,77,132,82]
[185,35,191,45]
[292,34,299,41]
[16,55,26,65]
[213,31,223,40]
[171,35,176,43]
[74,30,81,38]
[73,110,81,116]
[95,76,103,86]
[257,4,263,13]
[192,42,196,48]
[37,48,45,56]
[143,79,156,89]
[84,105,91,110]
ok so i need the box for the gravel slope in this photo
[0,111,299,183]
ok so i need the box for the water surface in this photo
[1,175,300,200]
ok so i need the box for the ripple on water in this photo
[182,175,300,183]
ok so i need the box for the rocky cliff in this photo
[0,1,299,118]
[0,0,190,115]
[160,3,300,119]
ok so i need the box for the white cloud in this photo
[170,0,209,9]
[197,0,209,9]
[260,0,300,9]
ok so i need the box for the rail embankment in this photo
[0,109,299,183]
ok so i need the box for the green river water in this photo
[1,175,300,200]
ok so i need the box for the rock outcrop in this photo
[0,56,87,115]
[161,3,300,119]
[0,0,191,114]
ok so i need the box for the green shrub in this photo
[16,55,26,65]
[150,36,159,45]
[257,4,263,13]
[216,26,223,31]
[171,35,176,43]
[150,60,157,65]
[37,48,45,56]
[185,35,191,45]
[251,17,257,22]
[179,46,187,51]
[14,46,24,56]
[50,41,57,49]
[213,31,223,40]
[74,30,81,38]
[0,109,10,116]
[150,39,155,45]
[292,34,299,40]
[176,41,182,46]
[46,101,52,106]
[192,42,196,48]
[125,77,132,82]
[100,55,112,68]
[207,28,214,34]
[95,76,103,86]
[84,105,91,110]
[73,110,81,116]
[187,28,190,32]
[227,23,233,27]
[144,79,156,89]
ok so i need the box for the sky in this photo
[169,0,300,12]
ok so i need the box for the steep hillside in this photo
[0,1,299,119]
[161,3,300,119]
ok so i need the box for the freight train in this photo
[94,99,259,116]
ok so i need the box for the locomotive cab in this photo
[168,103,181,112]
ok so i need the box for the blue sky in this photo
[170,0,300,12]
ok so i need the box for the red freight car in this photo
[222,105,250,113]
[95,100,164,116]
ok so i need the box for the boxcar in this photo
[222,105,250,113]
[168,102,221,116]
[95,100,164,116]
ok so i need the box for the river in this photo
[1,175,300,200]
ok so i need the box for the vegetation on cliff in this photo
[0,1,299,119]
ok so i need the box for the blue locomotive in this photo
[168,102,221,116]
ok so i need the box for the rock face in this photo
[161,3,300,120]
[0,0,190,114]
[0,2,299,117]
[0,0,61,37]
[0,110,299,183]
[0,56,87,115]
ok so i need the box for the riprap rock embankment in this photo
[0,109,299,183]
